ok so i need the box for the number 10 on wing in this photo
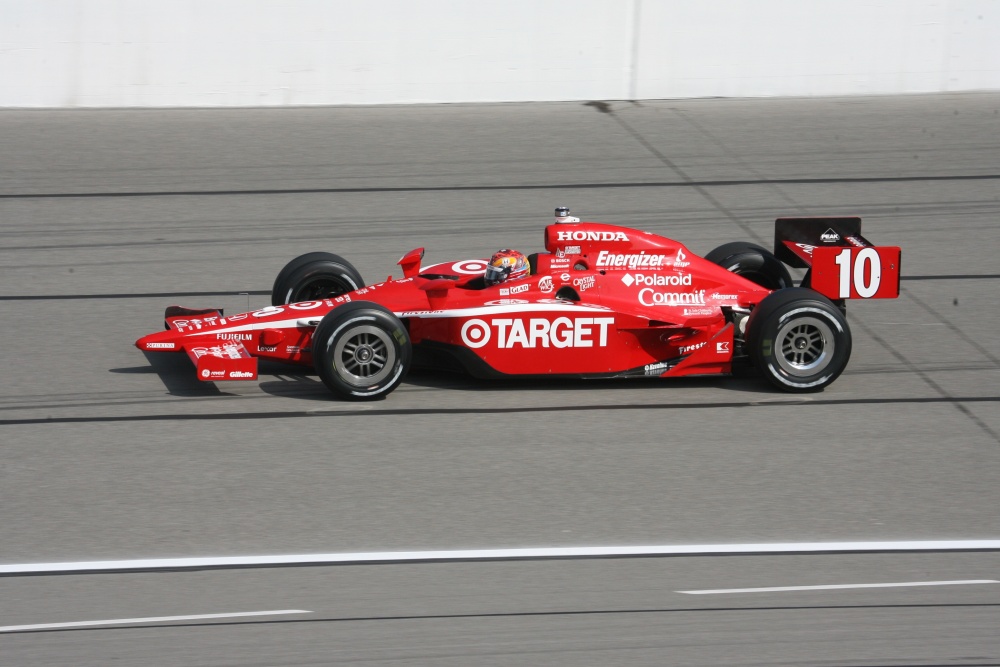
[812,245,901,300]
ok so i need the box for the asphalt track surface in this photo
[2,93,999,665]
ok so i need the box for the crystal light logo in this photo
[639,289,706,307]
[461,317,615,349]
[622,273,691,287]
[556,230,629,242]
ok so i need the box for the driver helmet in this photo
[484,249,530,286]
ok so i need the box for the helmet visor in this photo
[484,263,511,286]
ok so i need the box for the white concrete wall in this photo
[2,0,999,107]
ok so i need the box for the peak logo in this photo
[821,228,841,243]
[596,251,669,270]
[556,230,629,242]
[461,316,614,349]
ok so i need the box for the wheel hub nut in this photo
[356,346,373,362]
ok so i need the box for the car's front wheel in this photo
[745,287,851,392]
[312,302,411,400]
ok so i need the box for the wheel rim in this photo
[332,325,395,386]
[774,316,835,377]
[291,276,356,302]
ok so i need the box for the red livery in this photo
[135,209,901,399]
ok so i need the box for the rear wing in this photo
[774,217,901,300]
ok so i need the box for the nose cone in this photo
[135,331,180,352]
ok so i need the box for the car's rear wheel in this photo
[745,287,851,392]
[312,302,411,400]
[704,242,793,290]
[272,252,364,306]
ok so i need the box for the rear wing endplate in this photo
[774,217,901,300]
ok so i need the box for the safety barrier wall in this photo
[2,0,998,107]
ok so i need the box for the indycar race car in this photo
[135,208,901,399]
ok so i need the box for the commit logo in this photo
[556,230,629,242]
[639,289,707,307]
[461,317,615,349]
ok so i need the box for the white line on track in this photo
[2,540,1000,575]
[679,580,999,594]
[0,610,310,633]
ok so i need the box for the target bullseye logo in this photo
[451,260,488,275]
[461,319,491,348]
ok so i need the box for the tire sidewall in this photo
[272,253,364,306]
[313,302,411,400]
[704,242,793,290]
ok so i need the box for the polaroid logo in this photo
[821,228,841,243]
[556,230,629,242]
[639,289,706,307]
[228,370,255,379]
[624,273,691,287]
[145,342,175,349]
[461,317,615,349]
[596,251,669,270]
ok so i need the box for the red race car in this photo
[136,208,900,399]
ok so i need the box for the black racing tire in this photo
[704,242,794,290]
[745,287,852,392]
[312,302,411,400]
[271,252,365,306]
